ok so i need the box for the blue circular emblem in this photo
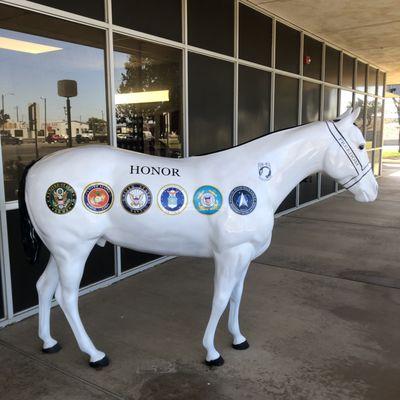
[121,183,152,214]
[229,186,257,215]
[82,182,114,213]
[193,185,222,215]
[158,185,188,215]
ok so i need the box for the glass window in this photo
[373,149,382,176]
[323,86,338,120]
[303,36,322,80]
[239,4,272,66]
[356,61,367,92]
[121,249,159,272]
[114,34,182,158]
[302,82,320,123]
[374,98,384,148]
[325,46,340,85]
[274,75,299,130]
[188,0,234,56]
[112,0,182,42]
[32,0,105,21]
[299,174,318,204]
[276,189,296,213]
[354,93,365,133]
[321,174,336,196]
[378,71,385,97]
[365,97,376,149]
[238,66,270,144]
[340,90,353,115]
[0,5,109,201]
[6,209,114,313]
[188,53,234,155]
[0,270,3,319]
[275,22,300,74]
[342,54,354,89]
[368,66,377,94]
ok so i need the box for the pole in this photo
[1,94,4,133]
[66,97,72,148]
[15,106,19,122]
[44,98,47,138]
[34,103,39,159]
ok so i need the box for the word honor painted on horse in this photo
[19,108,378,368]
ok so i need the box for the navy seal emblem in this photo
[193,185,222,215]
[83,182,114,213]
[121,183,152,214]
[158,185,187,215]
[46,182,76,214]
[258,162,271,181]
[229,186,257,215]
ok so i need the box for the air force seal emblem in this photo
[258,162,272,181]
[158,185,187,215]
[83,182,114,213]
[229,186,257,215]
[193,185,222,215]
[121,183,152,214]
[46,182,76,214]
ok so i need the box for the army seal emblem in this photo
[229,186,257,215]
[83,182,114,213]
[158,184,187,215]
[121,183,152,214]
[193,185,222,215]
[45,182,76,214]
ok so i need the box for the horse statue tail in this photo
[18,160,42,264]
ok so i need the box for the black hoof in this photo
[89,355,110,369]
[42,343,62,354]
[205,356,224,367]
[232,340,250,350]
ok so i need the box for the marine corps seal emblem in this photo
[46,182,76,214]
[83,182,114,213]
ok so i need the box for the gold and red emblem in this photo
[82,182,114,213]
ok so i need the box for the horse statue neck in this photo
[245,121,331,212]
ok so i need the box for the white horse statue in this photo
[19,108,377,368]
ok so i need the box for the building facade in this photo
[0,0,386,327]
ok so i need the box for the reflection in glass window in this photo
[342,54,354,89]
[303,36,322,80]
[378,71,385,97]
[325,46,340,85]
[0,5,108,201]
[368,66,377,95]
[238,66,270,144]
[365,97,376,149]
[302,82,320,123]
[356,61,367,92]
[354,93,365,133]
[323,86,338,120]
[340,90,353,115]
[374,99,384,148]
[275,23,300,74]
[274,75,299,130]
[113,34,182,158]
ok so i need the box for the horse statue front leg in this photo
[203,244,253,366]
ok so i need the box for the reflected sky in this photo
[0,29,106,123]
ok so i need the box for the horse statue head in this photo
[323,108,378,202]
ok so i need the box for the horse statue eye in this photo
[358,144,365,150]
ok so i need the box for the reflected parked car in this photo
[0,132,22,145]
[46,134,67,144]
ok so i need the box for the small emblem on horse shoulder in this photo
[121,183,152,214]
[258,162,271,181]
[46,182,76,214]
[229,186,257,215]
[193,185,222,215]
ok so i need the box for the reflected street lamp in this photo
[57,80,77,148]
[40,96,47,138]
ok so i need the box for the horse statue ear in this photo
[336,108,352,120]
[336,107,361,129]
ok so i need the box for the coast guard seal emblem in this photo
[193,185,222,215]
[229,186,257,215]
[83,182,114,213]
[258,162,271,181]
[46,182,76,214]
[121,183,152,214]
[158,185,187,215]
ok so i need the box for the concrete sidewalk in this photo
[0,165,399,400]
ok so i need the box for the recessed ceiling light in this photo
[0,36,62,54]
[115,90,170,105]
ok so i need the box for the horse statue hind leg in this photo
[203,243,254,366]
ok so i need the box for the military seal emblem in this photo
[45,182,76,214]
[229,186,257,215]
[193,185,222,215]
[258,162,272,181]
[83,182,114,213]
[158,184,187,215]
[121,183,152,214]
